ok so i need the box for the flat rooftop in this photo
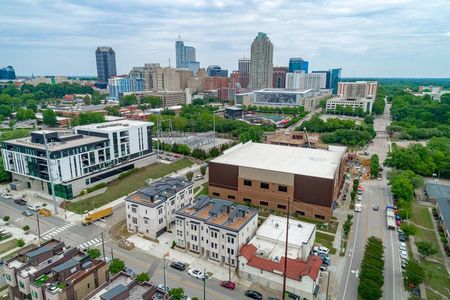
[90,274,133,300]
[211,142,346,179]
[4,134,107,151]
[256,88,313,94]
[76,119,152,132]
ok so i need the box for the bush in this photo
[22,225,30,231]
[3,216,10,222]
[87,248,101,259]
[136,272,150,283]
[185,171,193,181]
[17,238,25,248]
[416,241,438,257]
[118,168,138,179]
[109,258,125,274]
[171,240,176,249]
[358,237,384,300]
[86,183,107,193]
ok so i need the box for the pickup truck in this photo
[82,207,113,225]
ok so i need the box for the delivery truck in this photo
[386,206,396,230]
[82,207,113,225]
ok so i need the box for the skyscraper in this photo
[0,66,16,80]
[272,67,288,88]
[289,58,309,73]
[238,57,250,88]
[250,32,273,90]
[207,65,228,77]
[312,68,342,94]
[175,37,200,74]
[95,47,117,88]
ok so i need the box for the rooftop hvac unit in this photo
[275,223,279,228]
[298,224,303,228]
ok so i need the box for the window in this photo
[277,204,287,210]
[158,207,163,214]
[131,207,137,213]
[315,214,325,220]
[212,192,220,197]
[132,217,137,224]
[296,210,305,216]
[260,182,269,189]
[260,201,268,206]
[228,195,235,200]
[243,198,251,203]
[244,179,252,186]
[144,219,148,224]
[278,185,288,192]
[158,218,163,224]
[19,281,25,288]
[227,236,235,244]
[32,291,38,298]
[87,283,90,288]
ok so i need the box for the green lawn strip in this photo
[194,186,201,194]
[199,183,208,196]
[0,238,18,253]
[316,231,337,254]
[426,288,444,300]
[421,260,450,298]
[412,205,434,229]
[66,158,193,214]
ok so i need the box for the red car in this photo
[396,219,402,226]
[220,281,236,290]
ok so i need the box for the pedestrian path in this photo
[92,219,108,229]
[41,222,76,240]
[78,238,103,250]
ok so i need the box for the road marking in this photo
[41,228,56,236]
[342,211,361,300]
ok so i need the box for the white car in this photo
[357,189,363,195]
[313,246,330,256]
[194,175,204,181]
[27,203,42,211]
[354,203,362,212]
[399,242,407,248]
[399,244,407,251]
[400,250,409,260]
[357,195,362,201]
[1,193,12,199]
[157,284,170,292]
[188,269,206,280]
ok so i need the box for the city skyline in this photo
[1,0,450,77]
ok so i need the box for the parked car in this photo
[372,205,379,211]
[188,269,207,280]
[170,261,186,271]
[14,198,27,206]
[400,250,409,260]
[313,246,330,256]
[357,195,362,201]
[399,242,407,248]
[267,297,280,300]
[320,264,328,272]
[401,259,407,269]
[398,233,406,242]
[399,244,407,252]
[220,280,236,290]
[194,175,204,181]
[318,253,331,265]
[354,203,362,212]
[123,267,135,277]
[27,203,42,211]
[245,290,263,300]
[157,284,170,292]
[1,193,12,199]
[22,210,34,217]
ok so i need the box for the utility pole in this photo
[282,197,290,300]
[326,270,331,300]
[36,211,41,245]
[213,112,216,147]
[163,255,167,291]
[203,267,206,300]
[43,133,58,215]
[101,232,106,261]
[111,247,114,260]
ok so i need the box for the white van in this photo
[354,203,362,212]
[27,202,43,211]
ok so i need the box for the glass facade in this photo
[48,183,73,199]
[254,92,300,106]
[288,58,309,73]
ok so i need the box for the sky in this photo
[1,0,450,78]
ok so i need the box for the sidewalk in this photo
[127,232,252,286]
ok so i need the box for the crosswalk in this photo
[78,238,104,250]
[92,219,108,229]
[41,223,76,240]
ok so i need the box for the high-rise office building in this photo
[238,57,251,89]
[0,66,16,80]
[175,37,200,74]
[250,32,273,90]
[207,65,228,77]
[272,67,288,88]
[289,58,309,73]
[108,76,144,100]
[286,71,326,91]
[312,68,342,94]
[95,46,117,88]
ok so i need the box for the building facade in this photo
[203,77,229,91]
[288,58,309,73]
[272,67,288,88]
[208,142,347,221]
[138,90,191,107]
[286,71,326,91]
[250,32,273,90]
[337,81,378,100]
[175,196,258,268]
[325,97,374,113]
[238,57,251,88]
[95,47,117,88]
[312,68,342,95]
[207,65,228,77]
[2,120,155,198]
[126,177,194,239]
[108,77,144,100]
[175,38,200,74]
[0,66,16,80]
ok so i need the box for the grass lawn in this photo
[0,238,18,254]
[426,288,444,300]
[66,158,193,214]
[421,260,450,299]
[412,205,434,229]
[316,231,337,254]
[199,183,208,196]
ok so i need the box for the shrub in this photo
[17,238,25,248]
[136,272,150,283]
[22,225,30,231]
[86,183,107,193]
[87,248,101,259]
[109,258,125,274]
[3,216,10,222]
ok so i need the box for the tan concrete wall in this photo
[239,166,293,186]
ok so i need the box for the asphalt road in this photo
[337,103,404,300]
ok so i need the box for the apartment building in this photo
[208,142,347,221]
[3,239,108,300]
[2,120,155,198]
[325,97,374,113]
[175,196,258,268]
[285,71,327,92]
[126,177,194,239]
[337,81,378,100]
[138,90,192,107]
[82,271,165,300]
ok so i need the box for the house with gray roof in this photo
[426,183,450,249]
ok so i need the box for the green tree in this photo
[22,225,30,232]
[87,248,101,259]
[416,241,438,257]
[168,288,185,300]
[0,157,11,182]
[142,96,162,108]
[75,112,105,125]
[105,105,121,116]
[370,154,380,178]
[16,108,36,121]
[109,258,125,274]
[185,171,194,181]
[119,94,138,107]
[192,148,208,160]
[0,104,12,117]
[17,238,25,247]
[161,108,176,116]
[136,272,150,283]
[3,216,10,222]
[200,166,207,176]
[83,96,91,105]
[400,223,417,237]
[403,259,425,287]
[43,109,57,127]
[209,147,220,158]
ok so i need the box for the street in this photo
[337,103,405,300]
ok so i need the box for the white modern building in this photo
[325,97,374,113]
[108,76,144,100]
[239,215,322,300]
[125,177,194,239]
[2,120,155,198]
[337,81,378,100]
[286,71,326,92]
[175,196,258,268]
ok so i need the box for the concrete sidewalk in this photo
[127,232,252,286]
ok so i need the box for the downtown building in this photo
[288,57,309,73]
[95,47,117,89]
[207,65,228,77]
[125,176,194,239]
[175,37,200,75]
[238,57,251,88]
[0,65,16,80]
[208,142,347,221]
[108,76,144,100]
[285,71,327,92]
[175,196,258,268]
[326,81,378,113]
[250,32,273,90]
[1,120,155,198]
[272,67,288,88]
[312,68,342,95]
